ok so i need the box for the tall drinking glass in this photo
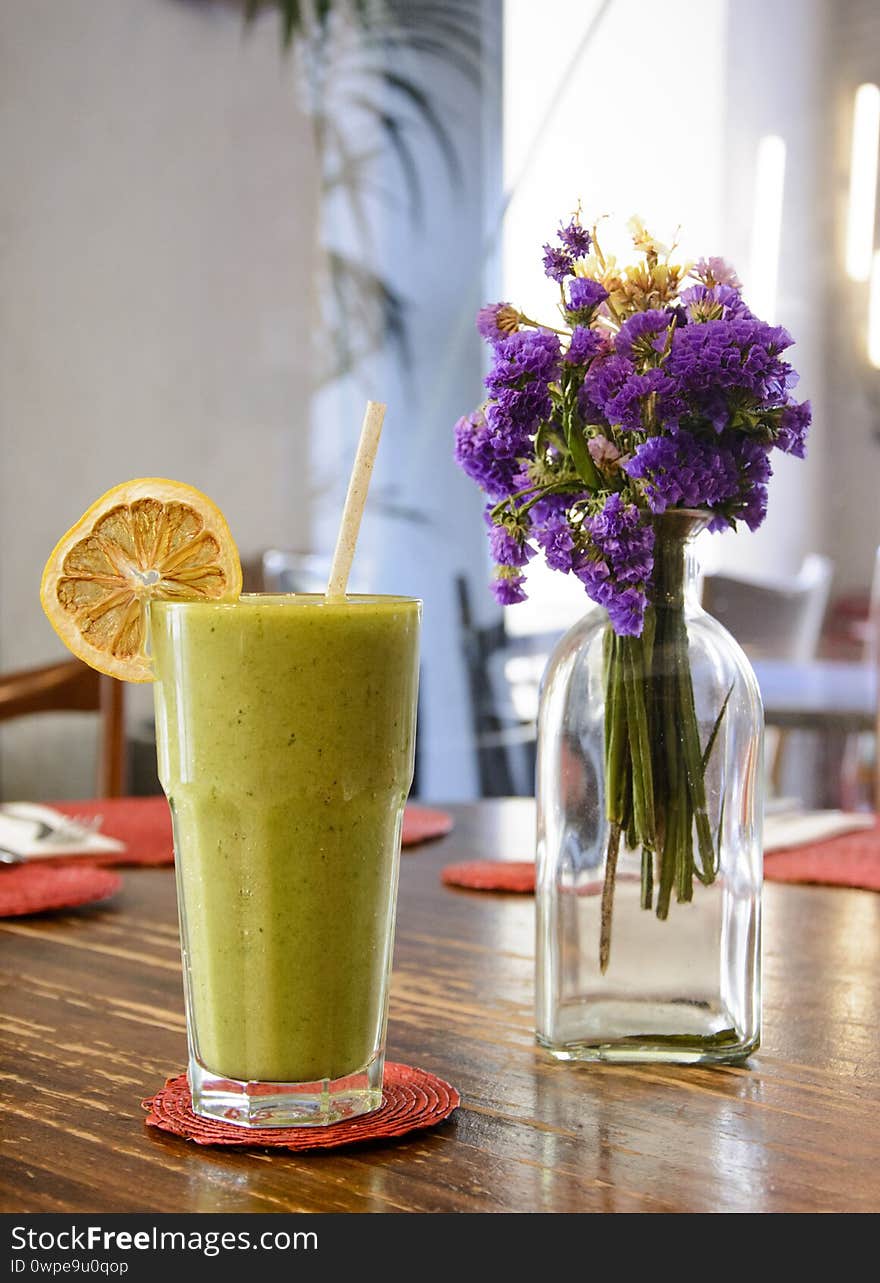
[151,594,421,1127]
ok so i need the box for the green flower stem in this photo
[624,768,637,855]
[603,633,627,826]
[622,635,656,850]
[518,312,569,336]
[599,822,622,975]
[656,654,682,921]
[600,629,626,972]
[640,846,653,910]
[598,519,724,966]
[672,607,717,883]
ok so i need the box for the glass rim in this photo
[150,593,422,612]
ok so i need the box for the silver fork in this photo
[37,815,103,844]
[0,814,104,864]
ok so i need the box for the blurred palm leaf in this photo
[239,0,485,378]
[316,249,409,388]
[245,0,477,191]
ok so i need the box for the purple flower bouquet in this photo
[455,214,809,972]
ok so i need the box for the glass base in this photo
[537,1000,758,1065]
[188,1052,385,1128]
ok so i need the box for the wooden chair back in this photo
[0,659,125,797]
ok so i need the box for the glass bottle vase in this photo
[535,510,762,1064]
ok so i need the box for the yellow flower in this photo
[627,215,670,260]
[617,260,687,311]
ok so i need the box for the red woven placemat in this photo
[143,1062,459,1150]
[442,860,537,893]
[0,863,122,917]
[402,805,454,847]
[442,825,880,897]
[764,821,880,891]
[47,797,453,867]
[51,797,173,867]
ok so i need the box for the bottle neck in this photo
[648,511,707,612]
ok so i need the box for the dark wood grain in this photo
[1,799,879,1213]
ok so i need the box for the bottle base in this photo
[537,999,759,1065]
[188,1052,385,1128]
[536,1033,758,1065]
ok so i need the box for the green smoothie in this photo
[151,594,420,1089]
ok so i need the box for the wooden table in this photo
[2,800,879,1214]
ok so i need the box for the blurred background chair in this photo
[457,576,561,796]
[0,659,125,798]
[262,550,336,595]
[701,554,833,662]
[839,544,880,809]
[702,554,833,797]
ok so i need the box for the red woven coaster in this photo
[442,860,536,893]
[402,805,454,848]
[46,797,453,866]
[142,1062,460,1150]
[765,823,880,891]
[0,863,122,917]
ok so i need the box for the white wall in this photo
[0,0,320,796]
[503,0,727,313]
[713,0,829,583]
[501,0,835,619]
[825,0,880,593]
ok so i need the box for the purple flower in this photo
[542,243,574,283]
[667,318,796,429]
[453,409,519,500]
[582,355,635,421]
[575,553,648,635]
[730,436,773,530]
[622,430,776,532]
[575,555,612,603]
[776,399,811,458]
[623,430,741,513]
[604,368,683,433]
[491,569,528,605]
[558,219,592,258]
[533,511,576,572]
[482,329,562,448]
[476,302,520,344]
[587,495,655,585]
[737,484,768,531]
[573,494,655,634]
[453,211,809,634]
[565,277,609,317]
[694,256,742,289]
[489,384,553,433]
[485,329,561,395]
[565,325,604,366]
[614,309,673,363]
[489,522,535,568]
[680,283,751,323]
[605,586,648,636]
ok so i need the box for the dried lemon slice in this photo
[40,478,242,682]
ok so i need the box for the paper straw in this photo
[326,400,386,600]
